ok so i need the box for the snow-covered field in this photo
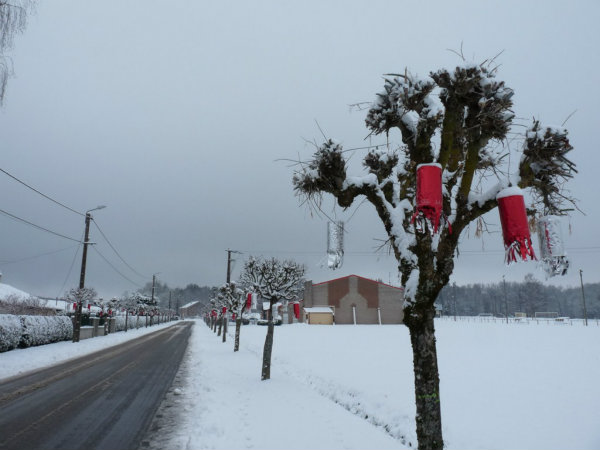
[170,319,600,450]
[2,318,599,449]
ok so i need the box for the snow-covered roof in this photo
[181,300,200,309]
[304,307,334,314]
[0,283,34,300]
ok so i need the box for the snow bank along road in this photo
[0,321,192,450]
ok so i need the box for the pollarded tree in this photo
[239,256,305,380]
[293,61,576,450]
[215,283,243,344]
[66,286,98,342]
[209,288,226,336]
[217,282,246,351]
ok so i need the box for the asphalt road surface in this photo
[0,321,193,450]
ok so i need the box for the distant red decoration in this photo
[73,302,77,310]
[496,187,536,263]
[87,304,91,310]
[246,293,252,310]
[211,309,217,317]
[410,163,450,234]
[222,306,227,315]
[232,313,237,320]
[293,302,300,319]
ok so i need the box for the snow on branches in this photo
[365,73,443,151]
[239,257,305,304]
[293,61,577,305]
[519,120,577,215]
[217,282,244,315]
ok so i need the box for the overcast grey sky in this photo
[1,0,599,299]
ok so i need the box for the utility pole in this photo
[151,274,157,305]
[73,205,106,343]
[579,269,588,326]
[79,213,92,290]
[226,249,242,284]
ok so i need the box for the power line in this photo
[91,246,143,288]
[92,219,148,280]
[57,235,83,298]
[0,207,81,242]
[0,244,79,265]
[0,167,84,216]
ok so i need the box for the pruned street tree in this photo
[292,61,577,449]
[217,282,246,351]
[239,256,305,380]
[209,287,225,336]
[66,286,97,342]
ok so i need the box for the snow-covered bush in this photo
[0,314,22,352]
[113,315,138,332]
[19,315,73,348]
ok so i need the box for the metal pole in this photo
[452,282,457,321]
[503,275,509,324]
[579,269,588,326]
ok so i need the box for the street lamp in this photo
[73,205,107,343]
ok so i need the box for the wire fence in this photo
[436,315,600,327]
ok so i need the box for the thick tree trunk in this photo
[407,306,444,450]
[234,318,241,352]
[222,315,227,343]
[261,321,274,380]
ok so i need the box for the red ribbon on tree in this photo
[73,302,77,310]
[211,309,217,317]
[246,293,252,310]
[496,187,536,263]
[410,163,450,234]
[222,306,227,315]
[293,302,300,319]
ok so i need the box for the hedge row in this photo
[0,314,73,352]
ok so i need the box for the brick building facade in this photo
[301,275,404,324]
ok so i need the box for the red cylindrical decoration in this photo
[222,306,227,315]
[293,302,300,319]
[73,302,77,310]
[411,163,447,234]
[211,309,217,317]
[87,304,91,310]
[232,313,237,320]
[496,187,536,263]
[246,293,252,310]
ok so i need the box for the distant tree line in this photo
[437,274,600,319]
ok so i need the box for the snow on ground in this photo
[0,321,178,380]
[2,317,599,449]
[169,319,600,450]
